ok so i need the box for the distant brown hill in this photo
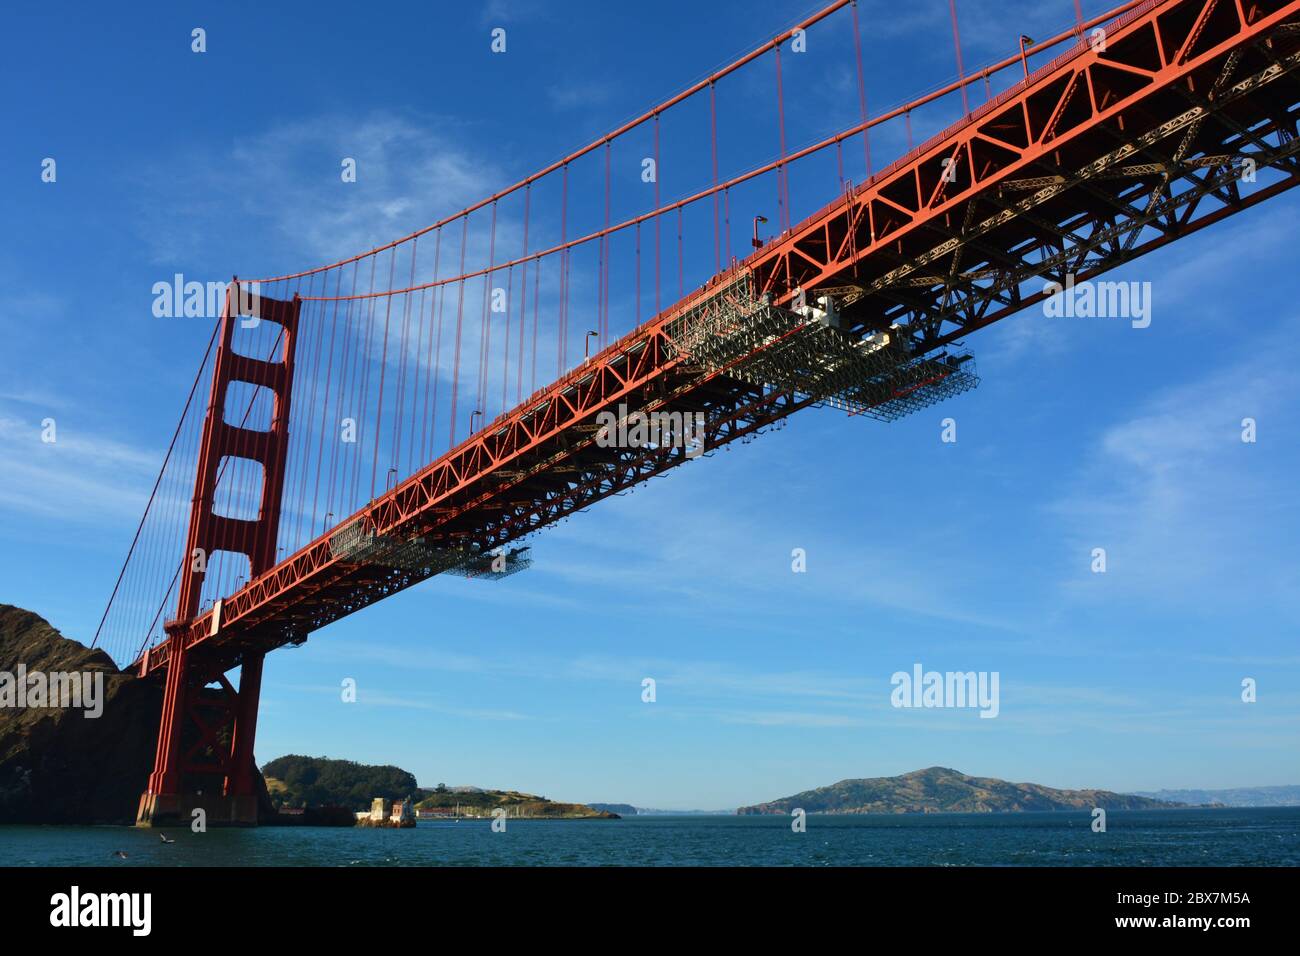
[737,766,1184,815]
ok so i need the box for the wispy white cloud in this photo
[478,0,546,27]
[357,690,532,721]
[1049,327,1300,611]
[526,452,1034,636]
[135,112,504,276]
[546,80,616,112]
[713,710,868,728]
[272,681,532,721]
[311,636,878,706]
[0,387,75,410]
[0,410,156,524]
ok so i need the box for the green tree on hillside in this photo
[261,755,418,811]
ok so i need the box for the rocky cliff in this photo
[0,604,163,824]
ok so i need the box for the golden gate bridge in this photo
[89,0,1300,824]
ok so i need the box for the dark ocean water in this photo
[1,808,1296,866]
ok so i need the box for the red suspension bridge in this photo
[91,0,1300,825]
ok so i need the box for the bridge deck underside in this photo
[754,0,1300,350]
[141,0,1300,681]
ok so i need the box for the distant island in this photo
[587,805,735,816]
[737,767,1186,815]
[586,803,638,816]
[263,754,617,819]
[418,784,615,819]
[1131,785,1300,807]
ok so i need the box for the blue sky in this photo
[2,0,1298,810]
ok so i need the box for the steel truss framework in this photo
[442,547,533,579]
[666,274,979,421]
[138,0,1300,691]
[751,0,1300,350]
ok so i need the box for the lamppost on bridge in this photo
[752,215,768,249]
[323,511,333,534]
[470,409,482,434]
[584,330,598,360]
[1019,35,1034,79]
[386,467,398,492]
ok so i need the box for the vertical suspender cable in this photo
[349,257,377,508]
[392,239,419,473]
[775,40,789,232]
[502,264,512,413]
[369,250,397,501]
[407,288,426,476]
[851,0,872,179]
[677,206,684,299]
[91,319,220,650]
[518,185,531,403]
[602,141,611,344]
[310,267,343,539]
[426,228,445,459]
[653,113,661,317]
[602,144,612,342]
[449,215,468,447]
[723,187,732,267]
[949,0,970,116]
[558,165,569,376]
[480,202,498,418]
[530,253,540,395]
[710,81,721,275]
[326,260,359,525]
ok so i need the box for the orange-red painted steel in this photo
[134,0,1300,817]
[141,0,1300,681]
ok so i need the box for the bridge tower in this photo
[136,282,299,827]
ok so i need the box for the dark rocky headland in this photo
[0,604,167,824]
